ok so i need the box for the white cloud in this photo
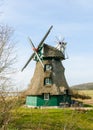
[64,54,93,86]
[13,63,35,91]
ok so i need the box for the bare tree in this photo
[0,25,15,89]
[0,25,18,130]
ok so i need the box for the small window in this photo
[44,77,52,85]
[45,64,52,71]
[64,90,68,95]
[44,93,49,100]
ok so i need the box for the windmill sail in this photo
[21,53,35,71]
[21,25,53,71]
[37,25,53,48]
[28,37,44,68]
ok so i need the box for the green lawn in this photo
[8,107,93,130]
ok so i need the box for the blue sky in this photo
[0,0,93,90]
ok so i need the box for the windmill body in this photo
[22,26,71,107]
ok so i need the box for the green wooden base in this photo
[26,94,71,107]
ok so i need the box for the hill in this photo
[71,82,93,90]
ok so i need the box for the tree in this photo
[0,25,16,90]
[0,25,18,130]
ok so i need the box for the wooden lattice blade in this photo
[37,25,53,49]
[21,53,35,71]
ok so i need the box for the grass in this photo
[1,90,93,130]
[7,107,93,130]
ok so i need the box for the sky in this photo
[0,0,93,90]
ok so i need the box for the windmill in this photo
[22,26,71,107]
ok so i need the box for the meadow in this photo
[1,90,93,130]
[7,107,93,130]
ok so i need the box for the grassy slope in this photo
[71,82,93,90]
[8,107,93,130]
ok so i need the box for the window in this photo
[64,89,68,95]
[44,64,52,71]
[44,77,52,85]
[44,93,49,100]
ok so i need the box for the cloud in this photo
[12,63,35,91]
[64,54,93,86]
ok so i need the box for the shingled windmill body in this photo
[22,26,71,107]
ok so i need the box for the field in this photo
[8,90,93,130]
[1,90,93,130]
[78,90,93,105]
[7,107,93,130]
